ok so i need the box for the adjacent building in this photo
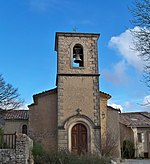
[120,112,150,158]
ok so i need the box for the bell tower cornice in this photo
[55,32,100,52]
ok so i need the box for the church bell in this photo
[73,47,82,63]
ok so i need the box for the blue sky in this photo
[0,0,149,112]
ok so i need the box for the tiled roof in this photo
[4,110,29,120]
[28,88,57,107]
[100,91,111,99]
[107,106,121,112]
[33,88,57,98]
[120,112,150,127]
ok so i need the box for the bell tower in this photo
[55,32,101,153]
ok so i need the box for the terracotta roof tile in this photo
[4,110,29,120]
[99,91,111,99]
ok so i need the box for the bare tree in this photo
[129,0,150,88]
[101,131,119,157]
[0,74,23,110]
[93,130,119,157]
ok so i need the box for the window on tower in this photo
[22,124,27,134]
[72,44,84,68]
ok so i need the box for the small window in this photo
[72,44,84,68]
[22,125,27,134]
[137,133,144,143]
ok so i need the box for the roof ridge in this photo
[120,112,148,114]
[99,91,111,99]
[33,88,57,97]
[107,105,121,112]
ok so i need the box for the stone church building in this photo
[28,32,120,156]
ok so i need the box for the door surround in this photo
[64,116,94,152]
[64,115,96,153]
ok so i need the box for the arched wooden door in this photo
[71,123,87,154]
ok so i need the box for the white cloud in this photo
[141,95,150,112]
[19,104,29,110]
[108,103,123,112]
[143,95,150,105]
[123,101,137,112]
[102,60,129,85]
[124,101,133,109]
[108,27,144,71]
[122,96,150,112]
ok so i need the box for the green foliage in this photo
[122,140,134,159]
[32,148,111,164]
[32,141,45,157]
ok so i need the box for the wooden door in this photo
[71,123,87,154]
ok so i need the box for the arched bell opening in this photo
[72,44,84,67]
[71,123,88,155]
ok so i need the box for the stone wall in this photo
[100,94,109,147]
[0,134,33,164]
[132,127,150,158]
[107,107,121,158]
[4,120,28,134]
[0,149,16,164]
[28,89,57,152]
[120,123,134,146]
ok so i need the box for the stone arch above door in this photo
[64,114,95,129]
[63,115,95,153]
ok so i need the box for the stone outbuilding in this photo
[120,112,150,158]
[1,110,28,135]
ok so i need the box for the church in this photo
[28,32,120,156]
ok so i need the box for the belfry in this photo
[55,32,101,153]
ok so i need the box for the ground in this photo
[121,159,150,164]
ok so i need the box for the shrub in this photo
[32,141,46,163]
[122,140,134,159]
[32,147,111,164]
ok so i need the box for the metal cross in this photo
[72,26,78,32]
[76,108,82,115]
